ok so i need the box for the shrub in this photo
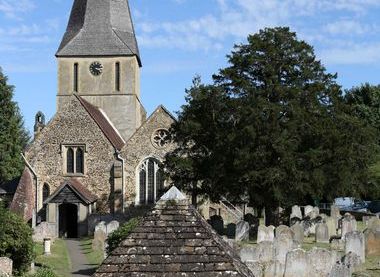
[106,217,141,254]
[28,267,57,277]
[0,204,35,275]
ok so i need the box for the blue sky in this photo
[1,0,380,132]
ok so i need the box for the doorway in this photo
[59,203,78,238]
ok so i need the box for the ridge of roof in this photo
[94,190,254,276]
[75,94,125,151]
[56,0,141,66]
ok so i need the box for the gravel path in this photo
[66,239,97,276]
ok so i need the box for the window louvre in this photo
[115,62,120,91]
[74,63,78,92]
[67,148,74,173]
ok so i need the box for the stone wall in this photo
[121,106,176,205]
[25,96,117,211]
[0,257,12,277]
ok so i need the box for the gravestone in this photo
[209,215,224,235]
[106,220,119,235]
[240,241,274,263]
[308,248,337,277]
[341,217,357,240]
[92,228,107,251]
[364,228,380,256]
[316,223,329,243]
[275,225,293,238]
[235,221,249,241]
[0,257,12,277]
[345,231,365,263]
[246,261,264,277]
[290,222,304,245]
[304,205,313,217]
[284,249,308,277]
[244,213,259,240]
[95,221,107,233]
[329,262,352,277]
[226,223,236,239]
[330,205,341,228]
[362,216,372,226]
[331,238,345,251]
[342,252,362,272]
[325,216,336,237]
[368,217,380,231]
[257,225,275,243]
[264,260,285,277]
[290,205,302,220]
[274,230,294,264]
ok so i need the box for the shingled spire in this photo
[56,0,141,66]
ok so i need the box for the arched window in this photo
[40,183,50,222]
[138,158,165,205]
[43,183,50,202]
[67,148,74,173]
[76,148,84,174]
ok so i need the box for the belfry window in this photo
[115,62,120,91]
[64,145,85,175]
[138,158,165,205]
[74,63,78,92]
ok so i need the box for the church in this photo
[10,0,176,238]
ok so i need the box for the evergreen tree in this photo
[0,68,29,184]
[165,27,378,221]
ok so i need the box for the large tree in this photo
[0,68,29,184]
[165,27,378,220]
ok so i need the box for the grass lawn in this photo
[34,239,71,277]
[79,237,104,267]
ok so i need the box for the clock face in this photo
[89,61,103,76]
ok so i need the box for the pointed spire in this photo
[56,0,141,66]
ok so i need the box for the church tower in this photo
[56,0,145,141]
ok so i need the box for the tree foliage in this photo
[0,204,35,275]
[106,217,141,254]
[165,27,378,213]
[0,68,29,185]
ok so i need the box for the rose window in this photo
[152,129,170,148]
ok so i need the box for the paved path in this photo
[65,239,97,276]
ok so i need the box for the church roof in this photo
[93,186,254,277]
[56,0,141,66]
[44,178,97,205]
[76,95,125,151]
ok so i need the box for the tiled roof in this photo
[76,95,125,151]
[93,187,254,277]
[44,178,97,205]
[56,0,141,66]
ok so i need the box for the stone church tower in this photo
[56,0,145,140]
[10,0,176,238]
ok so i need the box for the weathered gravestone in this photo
[284,249,308,277]
[368,217,380,231]
[290,222,304,245]
[308,248,338,277]
[208,215,224,235]
[341,216,357,240]
[341,251,362,272]
[304,205,313,217]
[92,221,107,251]
[246,261,264,277]
[331,238,345,251]
[364,228,380,256]
[329,262,352,277]
[330,205,341,228]
[240,241,274,263]
[257,225,275,243]
[0,257,12,277]
[274,230,294,264]
[325,216,336,237]
[345,231,365,263]
[290,205,302,220]
[226,223,236,239]
[235,221,249,241]
[316,223,329,243]
[264,260,285,277]
[106,220,119,235]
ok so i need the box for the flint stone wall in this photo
[0,257,12,277]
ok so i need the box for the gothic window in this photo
[64,145,85,175]
[151,129,171,149]
[67,148,74,173]
[43,183,50,201]
[74,63,78,92]
[115,62,120,91]
[138,158,165,205]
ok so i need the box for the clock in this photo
[89,61,103,76]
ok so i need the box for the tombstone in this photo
[341,217,357,240]
[92,228,107,251]
[345,231,365,263]
[364,228,380,256]
[319,213,327,220]
[290,205,302,220]
[240,241,274,263]
[106,220,120,235]
[264,260,285,277]
[235,221,249,241]
[43,238,51,255]
[257,225,275,243]
[368,217,380,231]
[246,261,264,277]
[95,221,107,233]
[304,205,313,217]
[273,230,294,264]
[325,216,336,237]
[329,262,352,277]
[284,249,308,277]
[341,252,362,272]
[302,218,316,237]
[330,205,341,228]
[316,223,329,243]
[0,257,12,277]
[226,223,236,239]
[362,215,372,226]
[330,238,345,251]
[308,248,337,277]
[208,215,224,235]
[290,222,304,245]
[308,207,319,219]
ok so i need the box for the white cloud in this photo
[0,0,35,19]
